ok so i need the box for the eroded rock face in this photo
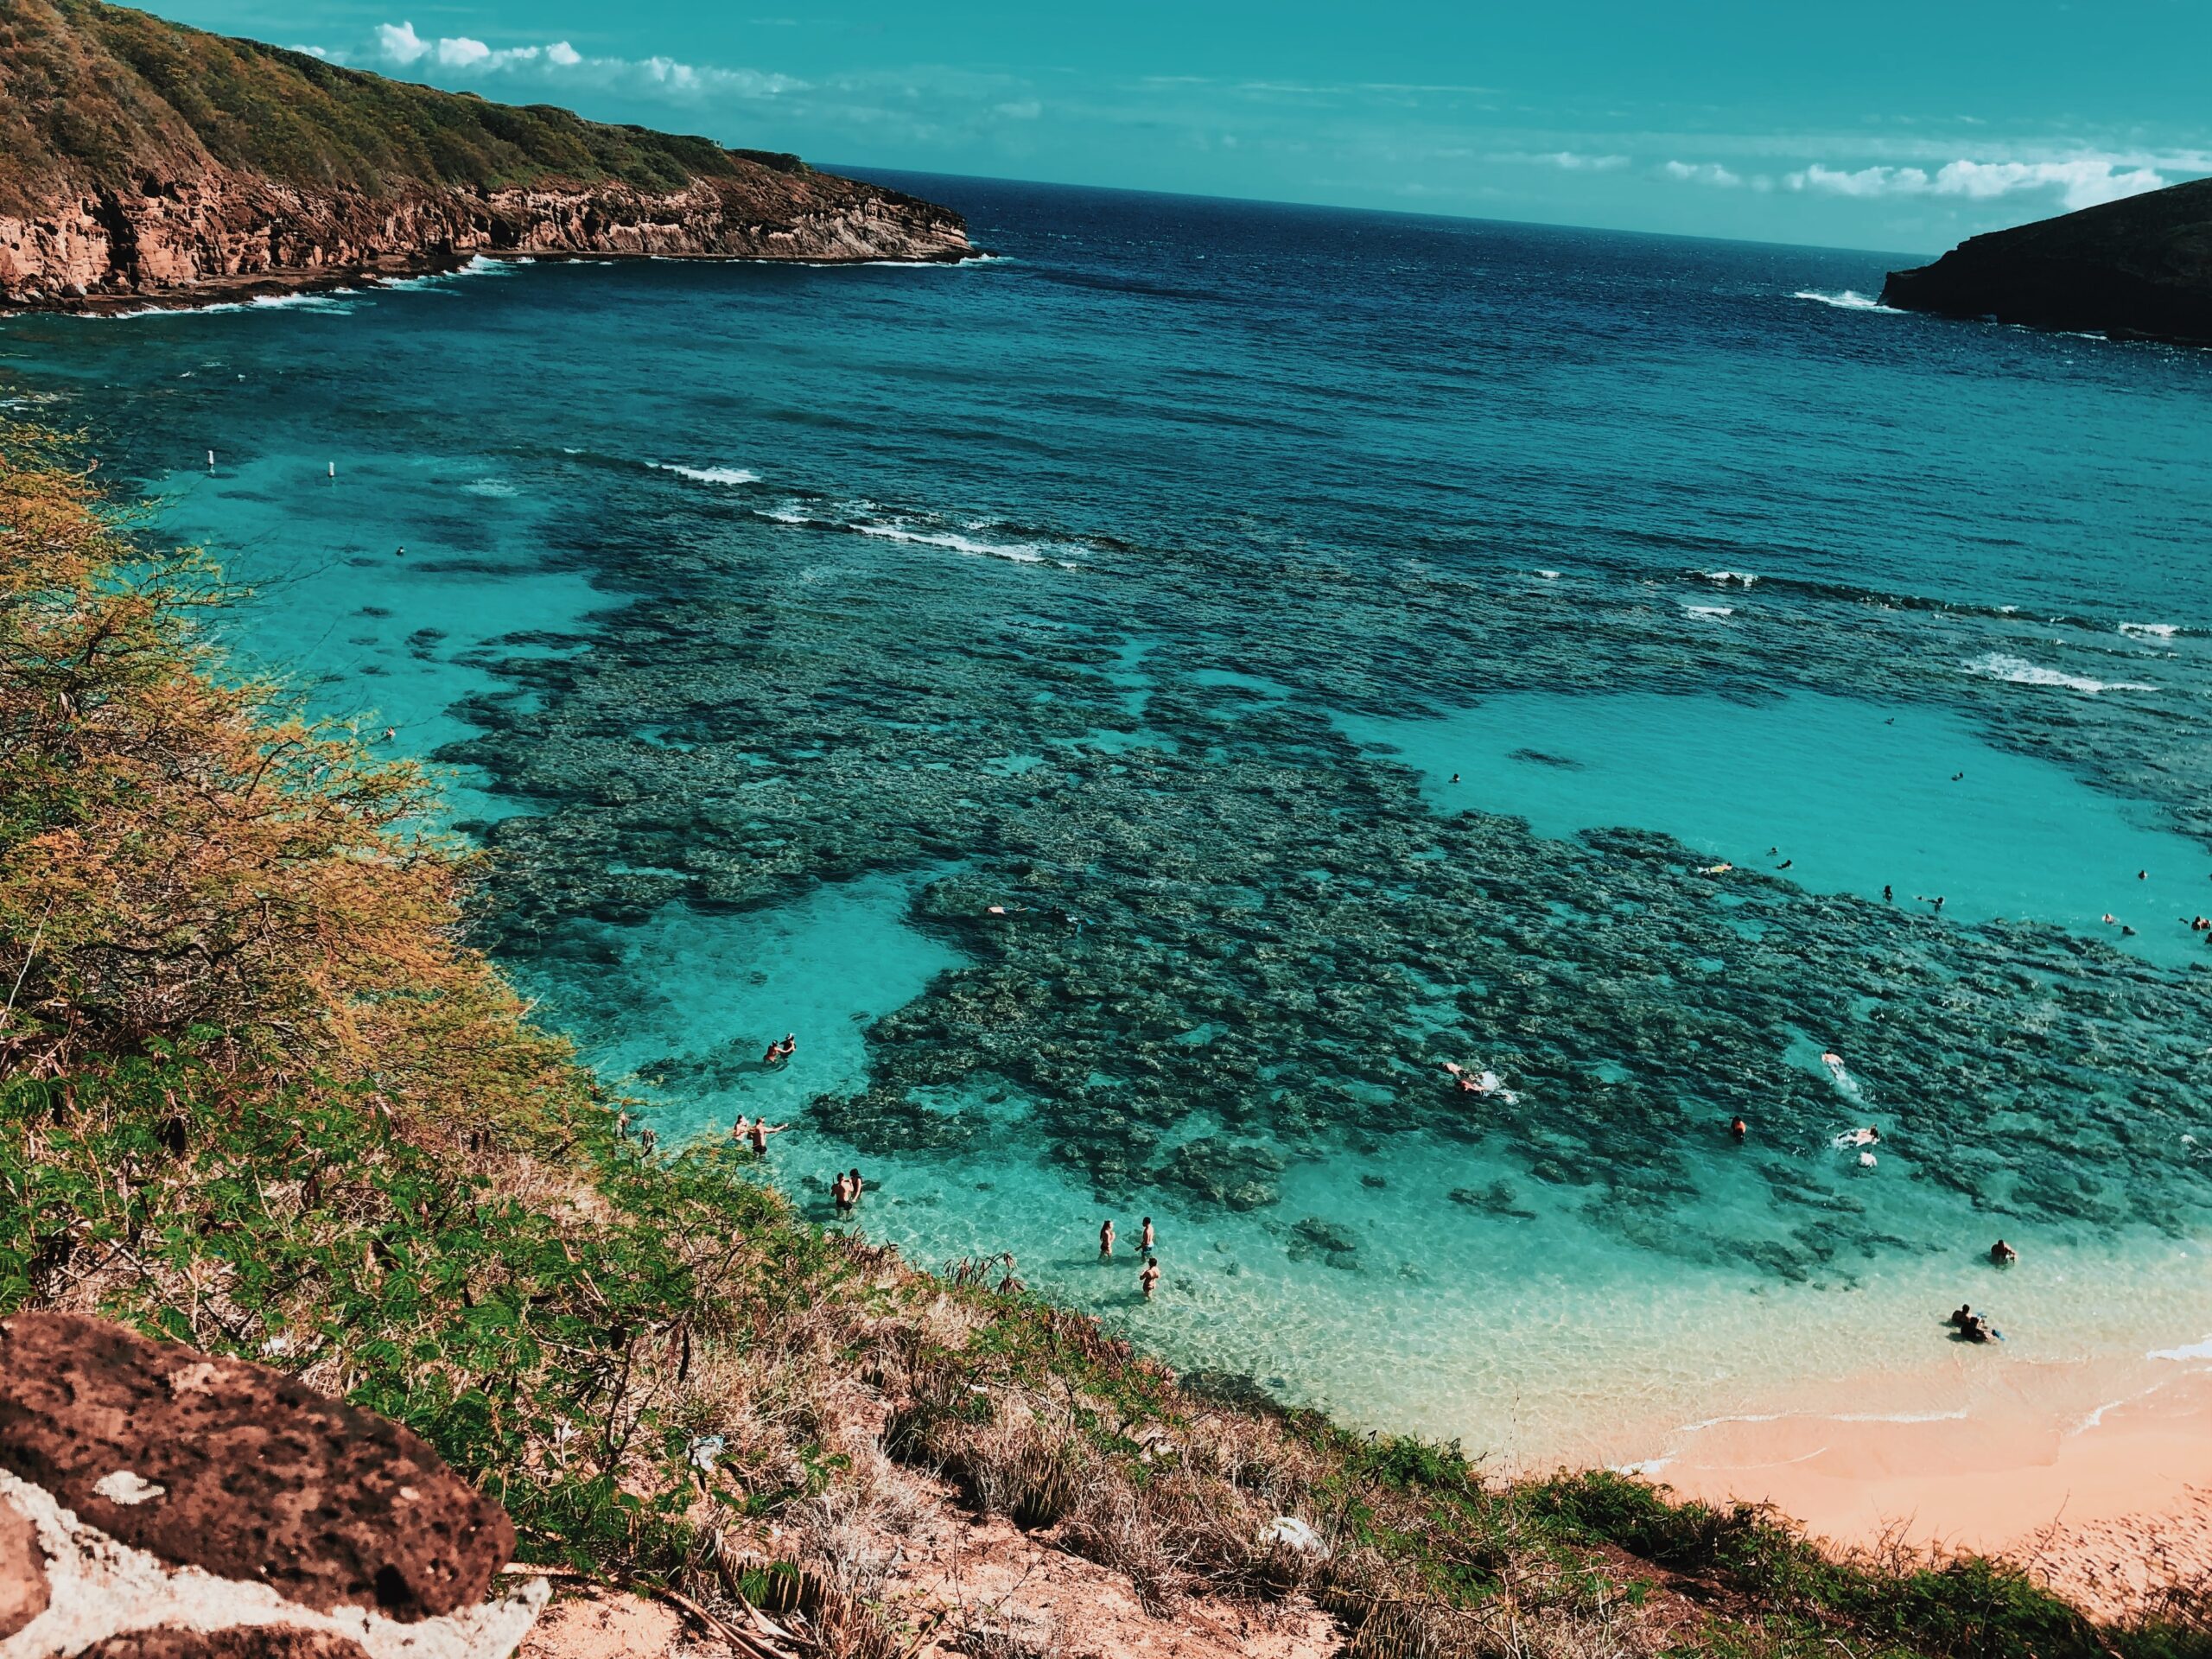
[0,1312,512,1621]
[0,1496,49,1639]
[0,1312,543,1659]
[0,173,970,309]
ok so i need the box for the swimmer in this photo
[1858,1149,1878,1168]
[1933,895,1945,910]
[1729,1116,1747,1141]
[381,727,396,743]
[1699,861,1734,875]
[1951,772,1963,781]
[1140,1256,1161,1300]
[1990,1238,2018,1266]
[1948,1303,1974,1328]
[1884,885,1893,902]
[987,904,1008,916]
[2122,925,2138,937]
[1777,859,1793,870]
[395,545,405,556]
[1821,1051,1846,1071]
[1450,772,1461,784]
[1140,1216,1155,1252]
[1099,1218,1116,1260]
[2139,870,2149,880]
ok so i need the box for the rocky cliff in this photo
[0,0,969,310]
[1880,177,2212,345]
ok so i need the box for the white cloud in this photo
[375,20,428,64]
[1787,157,2169,211]
[1495,149,1630,171]
[436,35,492,67]
[1662,160,1743,188]
[365,22,805,102]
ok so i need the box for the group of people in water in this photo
[1100,1217,1163,1298]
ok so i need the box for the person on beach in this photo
[750,1118,789,1154]
[1140,1257,1161,1300]
[1990,1239,2018,1266]
[1141,1217,1155,1253]
[1100,1219,1116,1260]
[1729,1116,1747,1141]
[615,1109,631,1141]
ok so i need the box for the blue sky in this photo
[156,0,2210,252]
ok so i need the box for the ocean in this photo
[7,173,2212,1476]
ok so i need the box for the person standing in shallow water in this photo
[1099,1219,1116,1260]
[1140,1217,1155,1253]
[1140,1257,1161,1299]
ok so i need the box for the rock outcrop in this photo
[0,0,969,310]
[0,1312,543,1659]
[1880,177,2212,345]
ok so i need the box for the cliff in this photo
[1880,176,2212,344]
[0,0,969,309]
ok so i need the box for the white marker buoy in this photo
[327,461,335,478]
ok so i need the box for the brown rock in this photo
[0,1312,513,1622]
[79,1630,373,1659]
[0,1493,49,1639]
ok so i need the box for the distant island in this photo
[1882,176,2212,345]
[0,0,969,312]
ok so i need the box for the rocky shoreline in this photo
[1880,175,2212,346]
[0,176,972,315]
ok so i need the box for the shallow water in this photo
[6,178,2212,1466]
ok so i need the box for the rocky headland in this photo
[1881,176,2212,344]
[0,0,969,312]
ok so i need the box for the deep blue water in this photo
[7,175,2212,1464]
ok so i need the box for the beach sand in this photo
[1639,1352,2212,1620]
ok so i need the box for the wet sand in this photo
[1640,1352,2212,1619]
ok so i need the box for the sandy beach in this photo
[1636,1350,2212,1618]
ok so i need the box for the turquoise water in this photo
[7,180,2212,1465]
[1347,690,2209,964]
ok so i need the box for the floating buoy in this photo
[327,461,335,478]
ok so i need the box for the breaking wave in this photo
[1965,653,2156,694]
[1793,289,1901,314]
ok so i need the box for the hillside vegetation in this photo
[0,0,812,213]
[0,421,2203,1658]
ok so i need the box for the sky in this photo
[151,0,2212,253]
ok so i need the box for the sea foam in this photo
[1793,289,1901,314]
[1965,653,2155,694]
[650,462,761,486]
